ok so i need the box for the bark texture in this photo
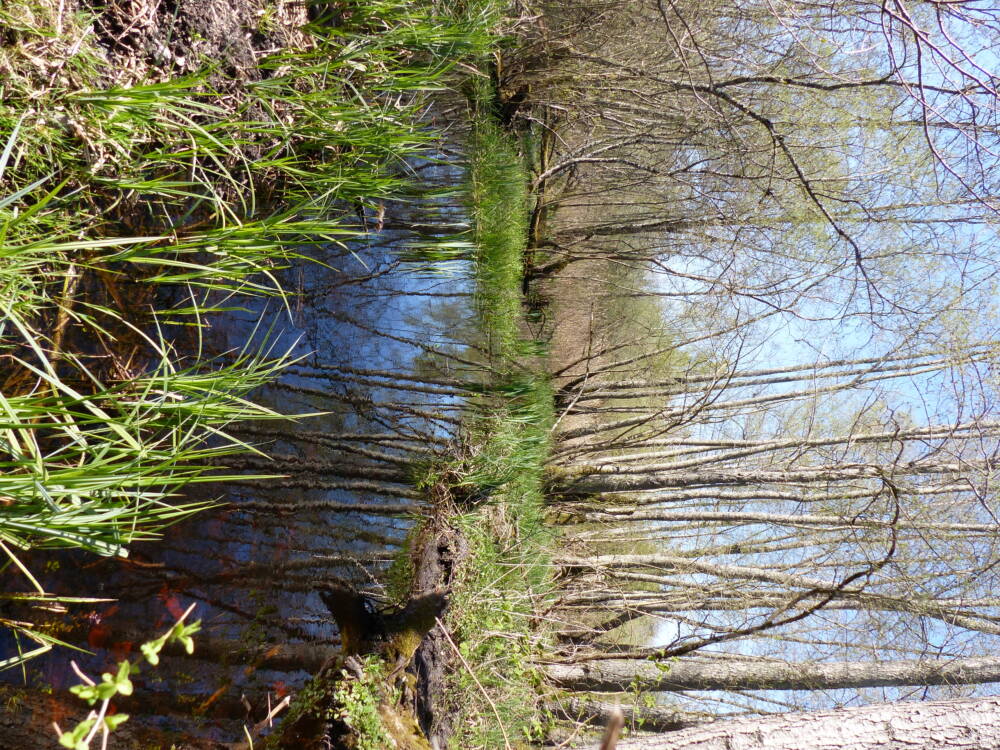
[547,655,1000,692]
[549,698,711,732]
[599,697,1000,750]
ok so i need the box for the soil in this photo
[85,0,309,89]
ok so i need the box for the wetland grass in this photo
[444,378,556,749]
[467,75,533,363]
[0,0,503,668]
[436,77,557,749]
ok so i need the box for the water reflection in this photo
[2,161,485,742]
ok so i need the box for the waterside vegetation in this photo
[441,96,554,742]
[0,0,506,673]
[261,31,557,749]
[13,1,1000,749]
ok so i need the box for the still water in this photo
[4,165,484,743]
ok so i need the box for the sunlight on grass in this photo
[437,72,558,746]
[0,0,503,669]
[466,75,533,363]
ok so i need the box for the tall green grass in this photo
[466,76,533,363]
[438,75,557,748]
[445,378,556,749]
[0,127,294,665]
[0,0,506,668]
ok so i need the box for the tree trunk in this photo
[598,697,1000,750]
[551,460,996,495]
[576,509,999,533]
[548,698,712,732]
[546,655,1000,692]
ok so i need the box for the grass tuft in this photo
[466,75,533,363]
[445,377,556,748]
[438,74,556,747]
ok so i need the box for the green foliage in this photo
[55,606,200,750]
[461,378,553,548]
[0,0,507,670]
[428,67,558,747]
[333,656,393,750]
[0,120,292,664]
[465,76,534,364]
[385,523,420,606]
[140,615,200,667]
[447,507,555,748]
[445,385,556,748]
[69,660,136,705]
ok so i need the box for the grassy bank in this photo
[444,380,554,749]
[0,0,500,668]
[466,75,533,363]
[437,82,556,748]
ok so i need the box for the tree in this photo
[523,0,1000,332]
[603,696,1000,750]
[544,337,1000,712]
[548,655,1000,693]
[517,0,1000,737]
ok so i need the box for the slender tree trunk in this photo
[552,460,997,495]
[576,509,999,533]
[566,348,992,395]
[546,655,1000,692]
[548,698,711,733]
[599,697,1000,750]
[575,421,1000,469]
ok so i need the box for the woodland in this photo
[526,0,1000,747]
[3,0,1000,749]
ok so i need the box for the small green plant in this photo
[54,604,201,750]
[333,656,392,750]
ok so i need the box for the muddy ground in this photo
[62,0,308,87]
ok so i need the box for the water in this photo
[1,161,485,743]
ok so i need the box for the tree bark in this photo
[597,697,1000,750]
[546,655,1000,692]
[576,508,998,533]
[548,698,712,733]
[552,459,997,495]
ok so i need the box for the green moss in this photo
[385,524,420,606]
